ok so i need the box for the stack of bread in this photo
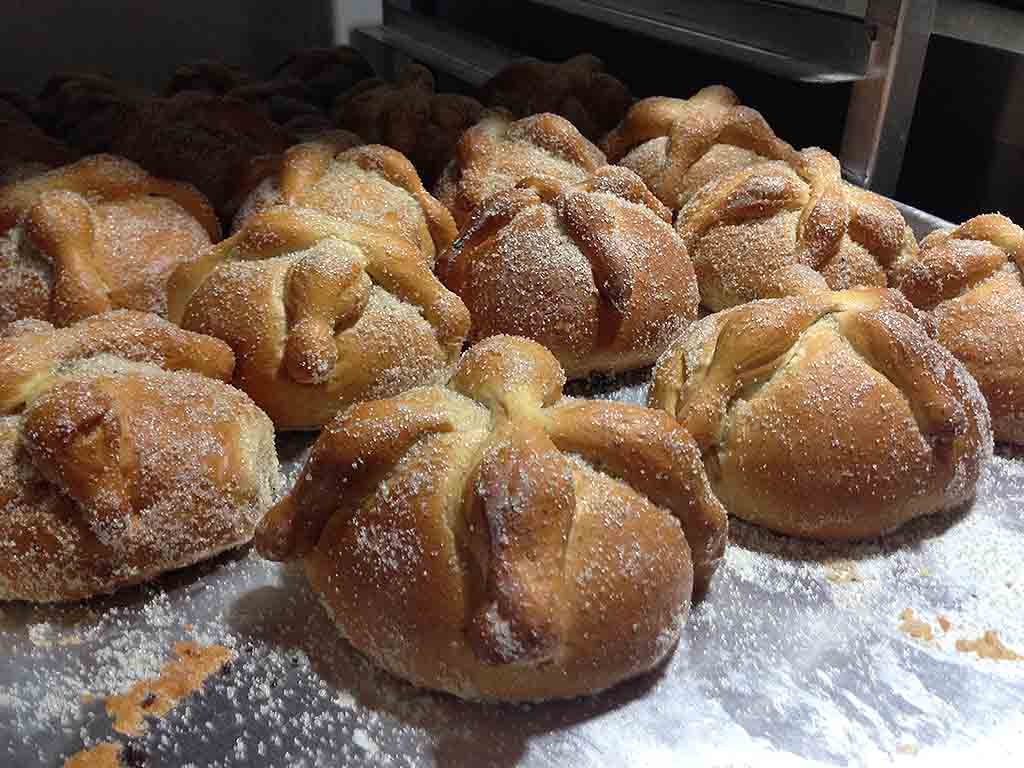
[0,46,1013,705]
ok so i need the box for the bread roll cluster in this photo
[0,47,1015,703]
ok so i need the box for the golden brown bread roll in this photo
[675,147,919,311]
[437,166,699,378]
[0,311,280,601]
[891,214,1024,443]
[482,54,632,142]
[0,155,221,329]
[232,140,456,266]
[602,86,798,212]
[0,91,36,126]
[333,63,484,188]
[257,335,727,701]
[169,206,471,430]
[650,288,992,540]
[434,110,607,229]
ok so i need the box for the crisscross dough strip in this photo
[893,214,1024,308]
[259,335,726,669]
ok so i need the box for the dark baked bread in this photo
[334,63,483,188]
[165,59,252,96]
[482,54,632,142]
[274,45,375,108]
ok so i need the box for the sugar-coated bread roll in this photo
[334,63,484,188]
[602,85,797,212]
[437,165,699,378]
[650,288,992,540]
[233,139,456,267]
[481,54,632,142]
[257,335,727,701]
[169,206,470,430]
[675,148,919,311]
[434,110,606,229]
[0,311,280,602]
[891,214,1024,443]
[0,155,221,329]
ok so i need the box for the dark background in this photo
[2,0,1020,225]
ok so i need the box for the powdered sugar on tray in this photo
[3,379,1024,767]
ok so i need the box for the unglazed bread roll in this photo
[165,59,253,96]
[675,147,919,311]
[232,139,457,267]
[35,72,144,140]
[273,45,375,108]
[434,110,607,229]
[257,335,727,701]
[68,92,291,218]
[0,311,280,602]
[0,120,77,184]
[650,288,992,540]
[227,78,324,127]
[168,206,470,430]
[481,54,632,142]
[602,85,798,212]
[0,155,221,329]
[437,166,699,378]
[334,63,484,188]
[891,214,1024,443]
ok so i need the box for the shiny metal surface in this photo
[528,0,873,83]
[840,0,937,193]
[3,389,1024,766]
[4,210,1023,766]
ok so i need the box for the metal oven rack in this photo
[350,0,1024,196]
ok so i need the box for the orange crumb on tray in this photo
[937,616,952,633]
[105,641,234,736]
[955,631,1023,661]
[63,742,122,768]
[898,609,934,642]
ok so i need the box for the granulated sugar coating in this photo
[3,377,1024,766]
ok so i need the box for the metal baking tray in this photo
[4,206,1024,767]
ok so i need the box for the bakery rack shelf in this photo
[354,0,1024,198]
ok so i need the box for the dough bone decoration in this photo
[168,205,470,430]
